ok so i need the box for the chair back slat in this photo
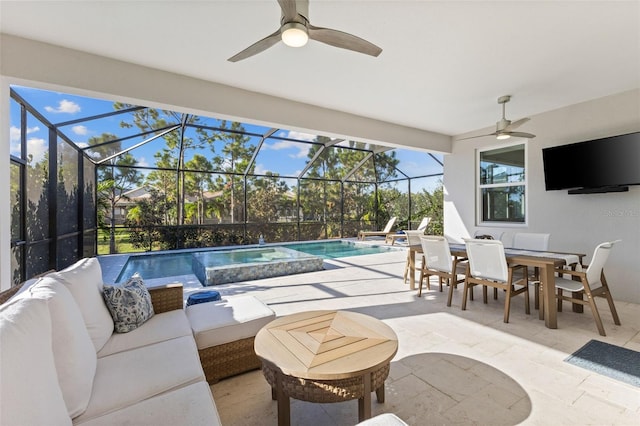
[464,238,509,282]
[421,236,452,273]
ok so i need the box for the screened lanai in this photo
[8,85,444,286]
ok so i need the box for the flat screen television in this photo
[542,132,640,194]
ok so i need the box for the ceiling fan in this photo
[228,0,382,62]
[459,95,536,141]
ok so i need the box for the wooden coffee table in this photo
[254,310,398,426]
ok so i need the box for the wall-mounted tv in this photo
[542,132,640,194]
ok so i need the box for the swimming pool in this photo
[115,240,396,284]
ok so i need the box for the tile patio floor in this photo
[111,243,640,425]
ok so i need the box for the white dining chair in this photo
[418,236,466,307]
[512,233,550,251]
[550,240,622,336]
[462,238,530,323]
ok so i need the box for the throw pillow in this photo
[103,276,155,333]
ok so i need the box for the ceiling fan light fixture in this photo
[281,22,308,47]
[496,133,511,140]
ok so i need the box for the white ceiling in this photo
[1,0,639,137]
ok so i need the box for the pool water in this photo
[282,241,393,259]
[115,240,394,283]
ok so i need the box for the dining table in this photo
[407,243,585,330]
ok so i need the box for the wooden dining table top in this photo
[410,243,585,267]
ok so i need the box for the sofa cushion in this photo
[27,277,97,418]
[0,297,72,426]
[186,295,276,349]
[50,258,114,351]
[102,276,154,333]
[73,381,221,426]
[74,335,205,423]
[97,309,192,358]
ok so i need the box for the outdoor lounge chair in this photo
[358,217,397,241]
[387,217,431,245]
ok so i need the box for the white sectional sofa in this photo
[0,258,221,426]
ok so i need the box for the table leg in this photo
[376,383,385,403]
[358,372,372,422]
[275,371,290,426]
[409,249,416,290]
[541,263,558,329]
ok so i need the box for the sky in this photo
[10,85,444,191]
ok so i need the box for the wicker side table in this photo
[254,310,398,426]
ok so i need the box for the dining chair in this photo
[418,236,467,306]
[461,239,530,323]
[548,240,621,336]
[512,233,550,251]
[403,230,427,283]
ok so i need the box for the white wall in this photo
[445,89,640,303]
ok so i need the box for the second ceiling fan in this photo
[228,0,382,62]
[460,96,536,141]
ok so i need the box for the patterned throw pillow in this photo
[102,276,154,333]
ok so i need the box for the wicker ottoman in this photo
[186,295,276,384]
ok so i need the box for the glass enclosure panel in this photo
[83,157,96,229]
[10,162,22,241]
[57,236,78,269]
[57,138,79,234]
[257,136,315,178]
[480,144,525,184]
[394,149,444,179]
[246,176,296,223]
[9,97,22,158]
[409,176,443,234]
[26,136,49,242]
[481,186,526,222]
[374,151,401,182]
[83,231,97,258]
[13,85,119,125]
[26,242,50,278]
[209,126,259,174]
[380,180,409,229]
[11,245,23,286]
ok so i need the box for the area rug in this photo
[565,340,640,387]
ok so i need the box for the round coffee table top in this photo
[254,310,398,381]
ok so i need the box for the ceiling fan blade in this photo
[456,133,495,141]
[504,117,530,131]
[227,29,282,62]
[278,0,299,22]
[308,24,382,57]
[505,131,536,139]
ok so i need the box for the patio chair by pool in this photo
[358,217,397,241]
[388,217,431,245]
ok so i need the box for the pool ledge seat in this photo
[186,295,277,383]
[0,257,221,426]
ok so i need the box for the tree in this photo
[209,121,253,223]
[183,154,213,224]
[92,133,142,254]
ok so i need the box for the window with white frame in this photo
[477,143,526,224]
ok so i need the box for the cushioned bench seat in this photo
[186,295,276,383]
